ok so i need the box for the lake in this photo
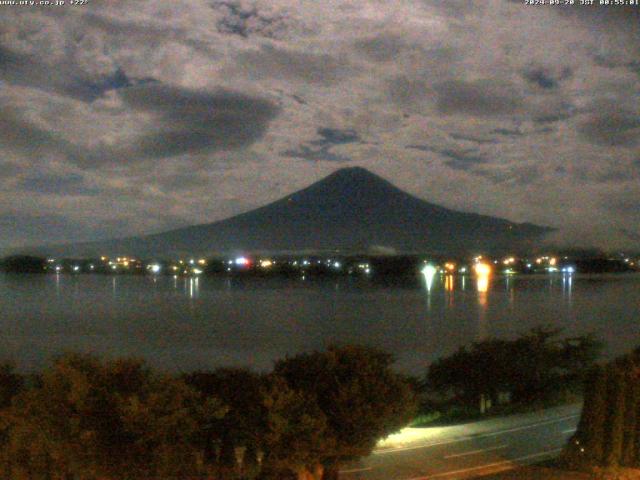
[0,272,638,375]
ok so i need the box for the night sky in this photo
[0,1,639,251]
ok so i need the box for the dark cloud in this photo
[578,102,640,147]
[424,0,487,18]
[0,162,22,179]
[354,34,406,63]
[491,128,523,137]
[18,172,99,196]
[283,127,358,162]
[406,144,487,170]
[527,95,577,124]
[210,1,289,39]
[112,84,280,164]
[0,106,88,165]
[434,79,524,117]
[522,65,572,90]
[0,44,153,102]
[234,44,349,85]
[0,212,92,248]
[387,76,430,108]
[439,148,488,171]
[310,128,359,146]
[154,171,213,191]
[449,133,497,145]
[619,228,640,243]
[601,191,640,216]
[281,145,350,163]
[0,84,279,168]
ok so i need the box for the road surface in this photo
[339,403,581,480]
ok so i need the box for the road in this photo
[339,403,581,480]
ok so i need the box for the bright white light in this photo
[421,265,437,292]
[73,266,80,272]
[150,264,161,274]
[562,266,575,274]
[333,261,341,269]
[55,265,62,272]
[459,267,467,273]
[192,268,203,275]
[365,268,371,274]
[235,257,250,266]
[89,264,94,270]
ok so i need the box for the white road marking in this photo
[406,448,563,480]
[375,414,578,455]
[562,428,577,434]
[443,444,507,459]
[339,467,373,474]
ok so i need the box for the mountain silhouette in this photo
[29,167,553,257]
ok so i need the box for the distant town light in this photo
[421,265,437,292]
[235,257,250,266]
[333,261,341,269]
[260,260,273,268]
[198,259,207,265]
[474,263,492,276]
[73,265,80,272]
[192,268,203,275]
[444,262,456,272]
[55,265,62,272]
[150,264,161,274]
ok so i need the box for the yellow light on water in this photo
[474,263,492,276]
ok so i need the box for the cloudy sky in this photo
[0,0,639,251]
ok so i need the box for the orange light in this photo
[474,263,492,276]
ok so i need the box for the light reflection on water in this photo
[0,272,638,375]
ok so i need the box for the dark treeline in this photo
[424,327,602,414]
[566,348,640,468]
[0,345,417,480]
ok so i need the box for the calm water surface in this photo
[0,273,638,374]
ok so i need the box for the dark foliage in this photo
[426,327,602,408]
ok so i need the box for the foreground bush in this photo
[0,346,418,480]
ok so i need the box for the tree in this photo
[273,345,418,478]
[0,363,24,410]
[0,353,226,479]
[426,328,602,408]
[184,367,266,470]
[260,375,331,480]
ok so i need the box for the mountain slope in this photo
[26,167,553,257]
